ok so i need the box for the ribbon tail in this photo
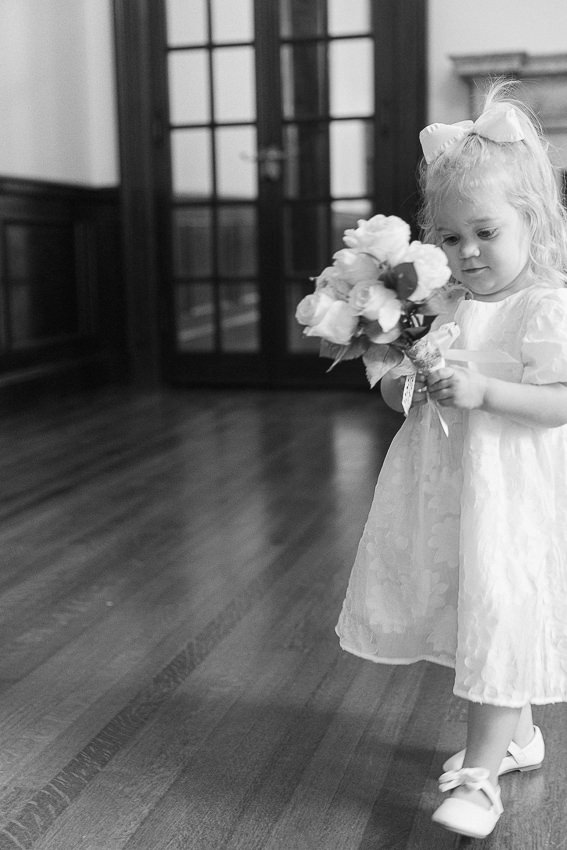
[402,373,416,417]
[432,398,449,438]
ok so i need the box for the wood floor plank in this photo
[28,547,356,848]
[0,387,560,850]
[259,664,425,850]
[25,484,360,845]
[0,497,325,819]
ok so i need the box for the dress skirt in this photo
[336,286,567,707]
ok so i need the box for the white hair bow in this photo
[420,102,526,164]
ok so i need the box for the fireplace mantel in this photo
[451,52,567,168]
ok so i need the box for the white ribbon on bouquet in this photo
[401,324,518,435]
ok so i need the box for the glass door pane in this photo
[166,0,207,45]
[211,0,254,42]
[328,0,370,35]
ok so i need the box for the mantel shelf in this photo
[450,52,567,168]
[451,52,567,80]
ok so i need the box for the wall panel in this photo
[0,178,125,390]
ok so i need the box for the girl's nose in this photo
[459,240,480,259]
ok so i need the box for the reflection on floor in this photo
[0,386,564,849]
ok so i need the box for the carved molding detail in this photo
[451,52,567,167]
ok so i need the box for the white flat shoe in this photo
[442,725,544,776]
[432,767,503,839]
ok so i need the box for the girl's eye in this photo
[441,235,459,246]
[478,228,497,240]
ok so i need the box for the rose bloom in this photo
[331,249,379,286]
[343,215,410,266]
[349,282,402,331]
[313,265,352,301]
[303,300,359,346]
[400,241,451,301]
[295,290,336,326]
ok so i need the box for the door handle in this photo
[241,145,287,181]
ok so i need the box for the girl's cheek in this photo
[446,254,460,278]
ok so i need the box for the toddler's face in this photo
[433,187,531,301]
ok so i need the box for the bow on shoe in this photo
[438,767,490,793]
[438,767,504,817]
[420,102,526,164]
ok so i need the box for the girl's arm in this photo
[428,366,567,428]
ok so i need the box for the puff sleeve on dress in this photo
[521,288,567,384]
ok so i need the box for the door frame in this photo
[113,0,427,388]
[113,0,170,386]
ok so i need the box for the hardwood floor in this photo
[0,386,564,849]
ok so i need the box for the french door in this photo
[160,0,426,387]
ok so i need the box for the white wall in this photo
[428,0,567,124]
[0,0,118,186]
[2,0,565,187]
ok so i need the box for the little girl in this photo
[336,81,567,840]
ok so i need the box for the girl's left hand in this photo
[427,366,487,410]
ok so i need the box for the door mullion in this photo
[205,0,222,354]
[254,0,286,384]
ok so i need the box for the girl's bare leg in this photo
[452,702,522,809]
[513,703,535,748]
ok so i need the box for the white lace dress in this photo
[336,283,567,707]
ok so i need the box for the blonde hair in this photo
[418,80,567,287]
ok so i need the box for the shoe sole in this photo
[499,761,543,775]
[433,819,495,840]
[442,758,544,776]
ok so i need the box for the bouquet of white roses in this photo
[295,214,454,389]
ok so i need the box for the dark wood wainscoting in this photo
[0,178,125,395]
